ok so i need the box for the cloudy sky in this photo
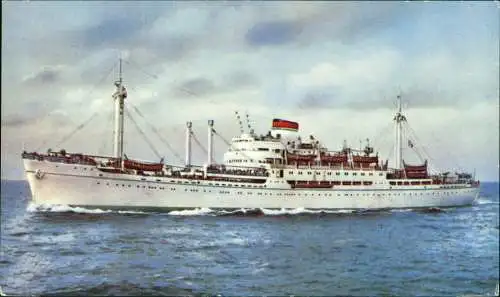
[1,1,499,181]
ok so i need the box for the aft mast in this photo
[207,120,214,165]
[113,58,127,170]
[393,94,406,169]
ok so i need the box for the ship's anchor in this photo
[35,169,45,180]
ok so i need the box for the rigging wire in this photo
[124,107,162,160]
[37,111,100,151]
[385,143,396,169]
[404,122,447,174]
[212,129,257,163]
[404,123,452,173]
[98,108,115,156]
[191,132,208,155]
[383,125,397,167]
[126,101,184,164]
[410,123,466,173]
[370,121,395,158]
[123,58,212,164]
[124,59,201,98]
[124,59,158,80]
[33,61,118,151]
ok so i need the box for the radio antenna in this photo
[245,112,253,133]
[235,111,244,134]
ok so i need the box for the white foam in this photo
[475,198,499,205]
[25,204,369,217]
[26,203,146,215]
[260,208,354,215]
[391,208,414,213]
[251,262,269,275]
[167,208,214,216]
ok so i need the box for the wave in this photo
[475,198,500,205]
[261,207,355,215]
[26,203,451,217]
[26,203,147,215]
[166,207,357,216]
[167,208,214,216]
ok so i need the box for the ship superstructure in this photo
[21,60,480,210]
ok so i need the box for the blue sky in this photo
[1,1,499,181]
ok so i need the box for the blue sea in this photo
[1,180,498,296]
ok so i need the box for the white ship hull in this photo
[24,160,479,210]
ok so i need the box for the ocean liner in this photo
[22,60,480,210]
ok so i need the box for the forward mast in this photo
[112,58,127,171]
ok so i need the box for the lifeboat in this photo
[405,165,427,171]
[80,155,97,165]
[403,160,428,171]
[320,154,347,163]
[405,171,428,178]
[70,154,97,165]
[352,155,378,163]
[287,153,316,161]
[403,160,428,178]
[294,181,332,189]
[124,159,164,172]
